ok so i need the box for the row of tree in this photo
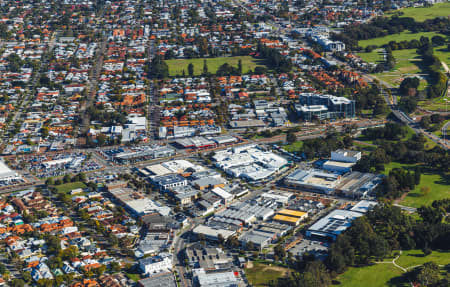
[333,16,450,50]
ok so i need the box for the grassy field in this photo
[395,249,450,269]
[387,3,450,22]
[245,262,291,287]
[433,120,450,138]
[382,161,450,208]
[401,171,450,207]
[358,31,444,48]
[357,49,383,64]
[125,273,141,282]
[336,263,408,287]
[371,49,428,89]
[418,96,450,112]
[55,182,87,194]
[283,141,304,153]
[434,45,450,67]
[165,56,266,76]
[337,249,450,287]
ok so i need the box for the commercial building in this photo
[111,146,175,164]
[229,119,266,129]
[306,200,376,240]
[295,93,355,121]
[193,268,239,287]
[169,185,200,205]
[139,253,172,275]
[331,150,361,163]
[285,168,382,198]
[335,172,383,198]
[192,225,236,242]
[239,230,273,250]
[185,243,233,271]
[109,188,171,216]
[214,202,275,225]
[152,174,188,191]
[273,209,308,226]
[306,209,363,240]
[211,187,234,204]
[138,272,176,287]
[174,137,217,149]
[285,169,341,194]
[260,190,294,205]
[213,145,288,182]
[0,160,21,184]
[322,160,355,173]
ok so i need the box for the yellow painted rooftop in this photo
[278,209,307,218]
[273,214,301,223]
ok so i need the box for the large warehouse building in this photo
[0,160,21,184]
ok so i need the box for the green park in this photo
[337,249,450,287]
[387,2,450,22]
[165,56,266,76]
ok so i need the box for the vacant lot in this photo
[165,56,266,76]
[245,262,291,287]
[55,181,87,194]
[387,3,450,22]
[283,141,304,153]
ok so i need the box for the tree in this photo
[45,177,54,186]
[21,271,32,283]
[421,186,430,196]
[96,133,107,146]
[149,55,169,79]
[246,241,255,251]
[94,265,107,277]
[10,279,25,287]
[302,261,332,287]
[399,77,420,96]
[286,131,297,144]
[63,174,71,183]
[270,86,277,99]
[41,126,49,138]
[238,59,243,75]
[254,66,268,75]
[110,261,121,273]
[431,35,445,47]
[0,263,5,275]
[274,244,286,260]
[188,63,194,77]
[203,59,208,75]
[399,95,418,113]
[418,206,443,225]
[416,262,440,286]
